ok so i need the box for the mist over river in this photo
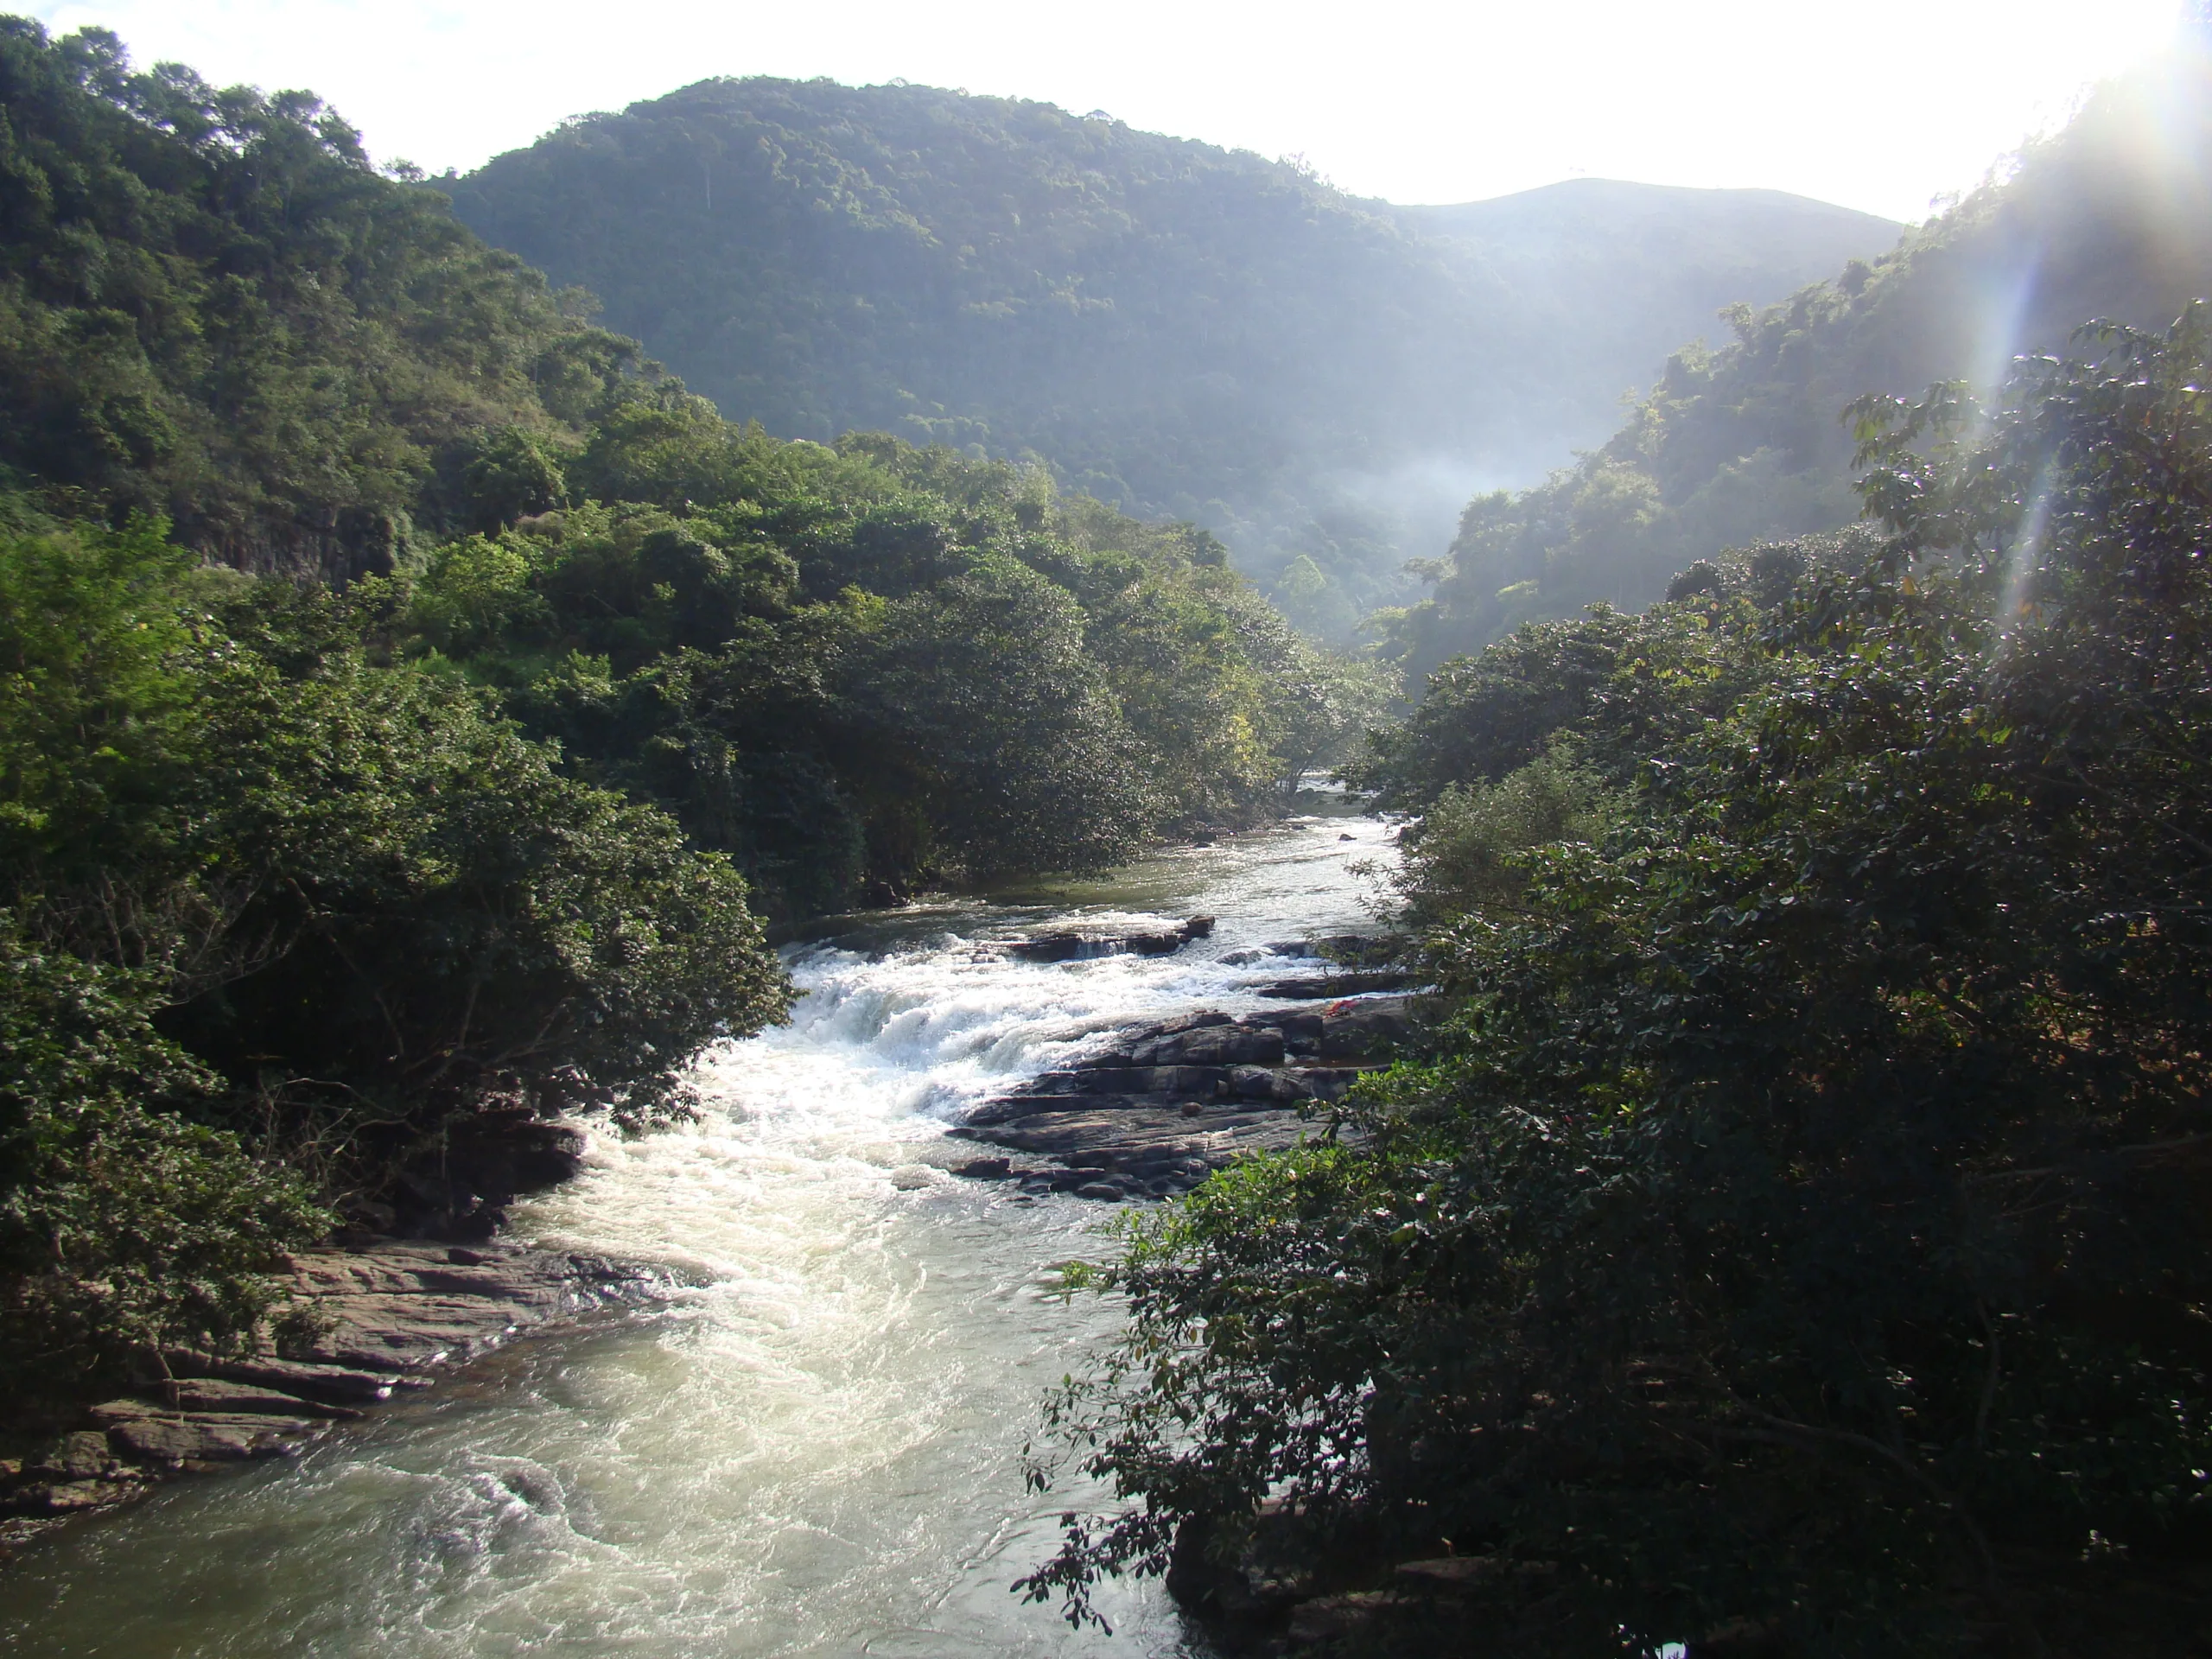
[0,799,1395,1659]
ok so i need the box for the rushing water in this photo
[0,801,1395,1658]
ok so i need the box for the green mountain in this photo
[443,80,1895,635]
[1390,38,2212,676]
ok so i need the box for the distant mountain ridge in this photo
[1400,176,1896,251]
[1389,37,2212,677]
[1395,178,1899,391]
[445,82,1897,635]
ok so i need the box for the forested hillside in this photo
[0,21,643,579]
[1389,37,2212,676]
[443,79,1893,637]
[0,18,1380,1398]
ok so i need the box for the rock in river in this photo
[950,997,1417,1199]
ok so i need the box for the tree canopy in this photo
[0,503,791,1385]
[0,17,641,578]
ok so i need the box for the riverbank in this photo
[2,843,1409,1573]
[0,1240,674,1559]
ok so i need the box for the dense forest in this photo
[1030,309,2212,1656]
[1388,40,2212,678]
[0,19,1379,1397]
[442,80,1893,638]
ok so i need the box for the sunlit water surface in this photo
[0,803,1394,1657]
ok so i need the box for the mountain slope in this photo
[1391,37,2212,676]
[0,19,642,578]
[444,80,1897,634]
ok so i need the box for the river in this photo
[0,799,1395,1658]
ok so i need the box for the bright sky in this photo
[25,0,2189,222]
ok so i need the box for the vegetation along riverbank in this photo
[1007,35,2212,1654]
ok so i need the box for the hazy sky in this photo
[26,0,2188,221]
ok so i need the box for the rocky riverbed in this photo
[0,1240,671,1556]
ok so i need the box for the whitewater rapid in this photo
[0,804,1395,1658]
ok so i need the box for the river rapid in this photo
[0,799,1395,1658]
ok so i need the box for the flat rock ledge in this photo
[0,1239,670,1555]
[949,997,1416,1202]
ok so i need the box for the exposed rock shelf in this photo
[950,997,1416,1201]
[0,1239,668,1554]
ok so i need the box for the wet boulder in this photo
[1257,970,1415,999]
[1238,1008,1325,1052]
[1005,917,1214,963]
[1318,1003,1415,1058]
[1129,1025,1285,1068]
[1227,1065,1313,1103]
[1020,1064,1227,1097]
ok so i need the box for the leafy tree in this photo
[0,932,330,1389]
[459,426,571,531]
[1,506,791,1303]
[1384,743,1627,929]
[0,18,638,575]
[406,429,1372,917]
[170,587,796,1146]
[859,556,1154,880]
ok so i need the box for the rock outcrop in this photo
[283,1239,654,1372]
[950,997,1416,1201]
[0,1239,670,1554]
